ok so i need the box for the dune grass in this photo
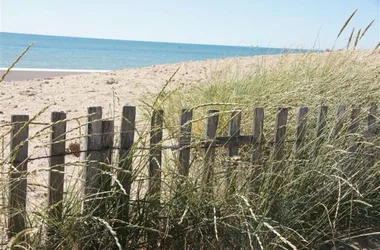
[2,10,380,249]
[2,48,379,250]
[135,48,380,250]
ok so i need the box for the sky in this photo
[0,0,379,49]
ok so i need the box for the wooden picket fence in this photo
[5,103,379,248]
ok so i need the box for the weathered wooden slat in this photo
[367,103,377,136]
[84,106,103,211]
[178,109,193,176]
[315,106,328,138]
[148,109,164,196]
[252,108,264,164]
[272,108,288,170]
[313,105,328,158]
[147,109,164,250]
[348,107,361,133]
[171,108,193,249]
[331,104,347,139]
[8,115,29,239]
[293,107,308,158]
[223,109,242,250]
[117,106,136,247]
[228,110,242,157]
[249,108,264,199]
[365,103,377,168]
[203,110,219,192]
[47,112,66,238]
[348,107,361,153]
[100,120,114,193]
[226,110,241,185]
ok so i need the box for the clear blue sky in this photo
[1,0,379,49]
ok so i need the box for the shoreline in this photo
[0,49,373,82]
[0,52,299,82]
[0,68,110,82]
[0,49,317,82]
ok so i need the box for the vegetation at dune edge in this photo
[1,11,380,250]
[139,51,380,249]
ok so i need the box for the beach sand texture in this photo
[0,68,109,82]
[0,51,378,240]
[0,55,277,231]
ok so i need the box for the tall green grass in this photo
[2,10,380,249]
[3,49,378,249]
[136,49,380,249]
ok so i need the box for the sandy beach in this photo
[0,56,273,122]
[1,55,275,214]
[0,51,378,225]
[1,51,378,122]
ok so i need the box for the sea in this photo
[0,32,308,71]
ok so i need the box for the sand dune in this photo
[1,51,378,124]
[0,51,378,222]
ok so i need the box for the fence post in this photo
[8,115,29,240]
[84,106,103,213]
[331,104,347,139]
[293,107,308,159]
[178,108,193,177]
[365,103,377,168]
[249,108,264,201]
[313,106,328,158]
[348,106,361,152]
[272,107,288,171]
[203,110,219,194]
[348,107,361,133]
[47,112,67,241]
[164,108,193,249]
[99,120,114,200]
[367,103,377,137]
[117,106,136,247]
[226,110,241,189]
[147,109,163,250]
[251,108,264,164]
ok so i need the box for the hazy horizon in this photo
[0,31,315,49]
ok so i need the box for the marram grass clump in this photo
[133,49,380,249]
[5,49,380,249]
[3,11,380,248]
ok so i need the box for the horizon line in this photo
[0,31,312,51]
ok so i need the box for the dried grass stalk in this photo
[337,9,358,39]
[354,29,362,49]
[360,19,375,40]
[346,27,355,50]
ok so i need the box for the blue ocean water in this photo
[1,32,307,70]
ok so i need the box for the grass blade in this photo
[360,19,375,40]
[354,29,361,49]
[337,9,358,39]
[346,27,355,50]
[372,41,380,52]
[0,42,35,83]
